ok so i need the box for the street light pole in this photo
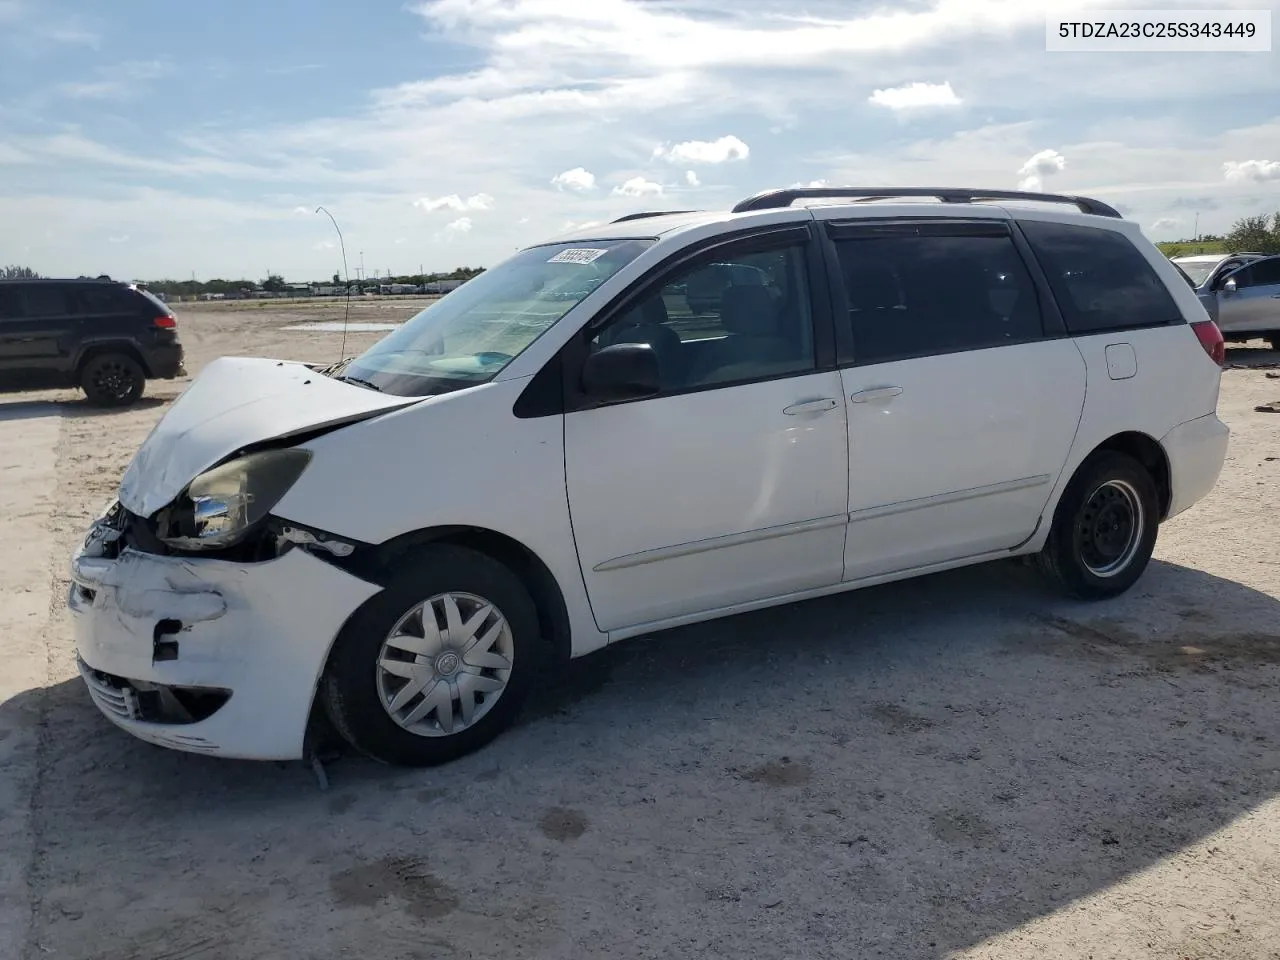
[315,205,354,361]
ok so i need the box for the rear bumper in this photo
[145,343,185,379]
[1161,413,1230,519]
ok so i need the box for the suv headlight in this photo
[159,449,311,550]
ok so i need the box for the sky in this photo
[0,0,1277,282]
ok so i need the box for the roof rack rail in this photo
[730,187,1122,219]
[611,210,699,223]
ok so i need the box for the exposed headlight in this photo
[159,449,311,550]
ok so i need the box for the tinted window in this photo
[0,287,20,320]
[19,285,69,317]
[137,288,170,313]
[1250,258,1280,286]
[72,286,130,315]
[589,240,815,392]
[1226,265,1255,289]
[1018,220,1180,333]
[833,230,1043,364]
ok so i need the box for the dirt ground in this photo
[2,299,1279,960]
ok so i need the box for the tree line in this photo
[1,264,486,293]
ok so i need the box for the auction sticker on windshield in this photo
[548,248,609,264]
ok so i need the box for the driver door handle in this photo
[783,398,839,415]
[850,386,903,403]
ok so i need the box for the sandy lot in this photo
[2,299,1279,960]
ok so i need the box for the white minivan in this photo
[69,187,1230,767]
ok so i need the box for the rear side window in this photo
[72,286,131,315]
[1018,220,1180,333]
[18,285,69,317]
[832,226,1044,365]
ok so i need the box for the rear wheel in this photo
[80,352,145,406]
[321,545,546,766]
[1034,451,1159,600]
[1267,334,1280,353]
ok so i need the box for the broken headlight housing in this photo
[158,449,311,551]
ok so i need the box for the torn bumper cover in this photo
[68,526,381,760]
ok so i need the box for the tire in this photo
[80,352,145,407]
[1268,335,1280,353]
[1034,451,1160,601]
[321,545,546,766]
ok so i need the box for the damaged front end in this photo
[66,355,418,759]
[69,495,383,760]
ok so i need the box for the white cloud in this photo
[612,177,664,197]
[58,60,170,100]
[292,206,311,215]
[1017,148,1066,190]
[789,179,829,188]
[1150,217,1180,232]
[313,240,336,250]
[107,234,129,244]
[1223,160,1280,183]
[551,166,596,191]
[413,193,494,212]
[868,80,961,111]
[446,216,472,233]
[654,135,749,165]
[685,170,700,186]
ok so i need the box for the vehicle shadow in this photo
[0,395,168,422]
[1225,341,1280,368]
[5,558,1278,958]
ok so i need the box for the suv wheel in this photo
[1034,451,1159,600]
[81,353,145,407]
[320,545,547,766]
[1268,334,1280,353]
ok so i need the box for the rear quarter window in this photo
[1018,220,1181,333]
[72,286,133,314]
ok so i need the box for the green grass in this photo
[1158,240,1228,258]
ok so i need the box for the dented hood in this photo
[118,356,418,517]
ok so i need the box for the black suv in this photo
[0,278,185,406]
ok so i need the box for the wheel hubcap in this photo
[375,591,514,737]
[94,362,134,400]
[1076,479,1143,578]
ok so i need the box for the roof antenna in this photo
[315,206,352,365]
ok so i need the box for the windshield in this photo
[1173,260,1219,286]
[339,238,654,396]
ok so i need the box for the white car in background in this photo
[69,186,1229,767]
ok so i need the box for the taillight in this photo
[154,314,177,329]
[1190,319,1225,366]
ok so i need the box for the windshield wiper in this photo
[336,375,383,392]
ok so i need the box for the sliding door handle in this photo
[850,386,903,403]
[783,398,839,415]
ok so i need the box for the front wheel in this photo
[320,545,546,766]
[1034,451,1160,600]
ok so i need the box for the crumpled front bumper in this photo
[68,522,381,760]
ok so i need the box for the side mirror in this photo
[1223,278,1238,295]
[581,342,660,402]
